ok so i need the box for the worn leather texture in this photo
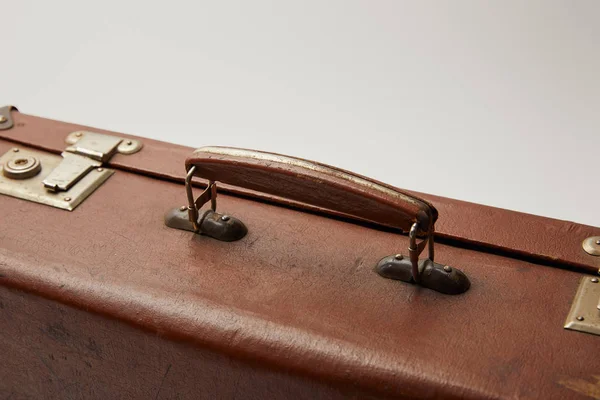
[1,111,598,273]
[0,137,599,398]
[0,286,374,400]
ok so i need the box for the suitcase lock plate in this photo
[564,276,600,337]
[0,131,142,210]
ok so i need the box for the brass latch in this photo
[0,131,142,210]
[43,131,142,192]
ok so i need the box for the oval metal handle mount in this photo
[165,146,470,295]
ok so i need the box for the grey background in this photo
[2,1,598,226]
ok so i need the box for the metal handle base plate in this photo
[376,255,471,295]
[165,207,247,242]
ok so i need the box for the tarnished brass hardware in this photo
[564,276,600,336]
[2,156,41,179]
[64,131,142,160]
[42,131,143,193]
[0,131,142,210]
[164,166,247,241]
[43,152,102,192]
[0,148,113,211]
[582,236,600,256]
[0,105,18,130]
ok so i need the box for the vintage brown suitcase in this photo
[0,106,599,399]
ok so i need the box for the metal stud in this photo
[0,116,7,123]
[75,132,83,137]
[394,254,403,260]
[179,205,187,212]
[12,148,19,152]
[592,278,599,283]
[221,215,230,221]
[126,140,133,145]
[582,236,600,256]
[576,316,585,321]
[97,168,104,172]
[443,265,452,272]
[64,197,72,202]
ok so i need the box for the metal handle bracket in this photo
[166,146,470,295]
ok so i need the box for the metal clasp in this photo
[42,131,142,192]
[0,131,142,211]
[43,152,102,192]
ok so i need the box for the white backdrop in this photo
[2,1,599,226]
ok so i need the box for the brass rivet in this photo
[582,236,600,256]
[576,316,585,321]
[97,168,104,172]
[592,278,599,283]
[75,132,83,137]
[0,116,7,123]
[179,206,187,211]
[64,197,72,202]
[12,148,19,152]
[221,215,230,221]
[443,265,452,272]
[394,254,403,260]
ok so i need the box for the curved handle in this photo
[174,146,469,295]
[185,146,437,235]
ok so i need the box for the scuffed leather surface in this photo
[0,141,598,399]
[1,111,598,273]
[0,286,374,400]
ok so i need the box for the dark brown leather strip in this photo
[187,146,436,233]
[1,111,599,273]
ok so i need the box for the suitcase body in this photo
[0,108,599,399]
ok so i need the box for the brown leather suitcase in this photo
[0,106,599,399]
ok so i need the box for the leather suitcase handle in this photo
[175,146,469,294]
[185,146,437,235]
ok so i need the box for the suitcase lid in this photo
[2,108,598,273]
